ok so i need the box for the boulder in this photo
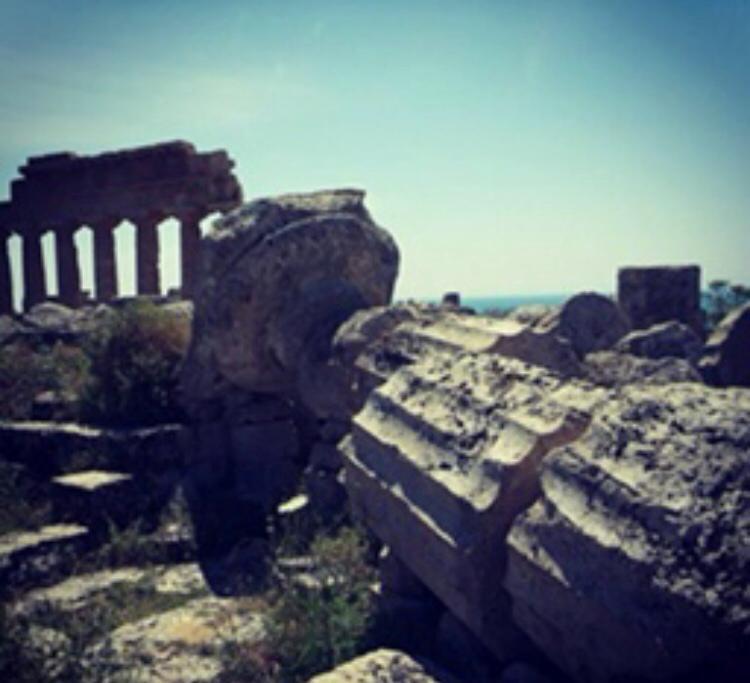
[699,303,750,387]
[342,350,605,662]
[537,292,630,358]
[309,648,459,683]
[505,383,750,682]
[614,320,703,364]
[180,189,399,418]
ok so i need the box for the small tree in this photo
[705,280,750,331]
[80,301,190,426]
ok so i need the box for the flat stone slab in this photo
[51,469,141,531]
[84,596,266,682]
[0,524,90,594]
[13,563,208,619]
[52,469,133,491]
[310,648,459,682]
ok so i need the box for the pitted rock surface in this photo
[309,648,459,683]
[505,383,750,682]
[342,350,606,660]
[614,319,703,364]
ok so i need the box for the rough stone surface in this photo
[180,188,399,417]
[309,648,459,683]
[13,563,206,620]
[343,351,604,661]
[618,265,703,335]
[614,320,703,364]
[0,420,187,477]
[699,302,750,387]
[352,309,583,404]
[505,383,750,683]
[0,524,91,594]
[84,596,265,682]
[583,351,702,388]
[537,292,630,358]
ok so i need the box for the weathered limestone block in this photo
[84,596,265,683]
[180,189,399,418]
[351,309,583,404]
[584,351,701,388]
[342,351,605,661]
[618,265,703,335]
[505,383,750,683]
[614,319,703,364]
[51,470,139,533]
[699,302,750,387]
[0,524,91,595]
[309,648,459,683]
[536,292,630,358]
[0,421,187,477]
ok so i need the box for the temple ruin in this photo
[0,141,242,313]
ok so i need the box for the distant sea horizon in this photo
[404,293,576,313]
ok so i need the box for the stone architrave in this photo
[54,224,82,308]
[179,211,203,298]
[0,140,242,309]
[22,230,46,311]
[135,215,160,295]
[0,227,12,314]
[91,218,119,302]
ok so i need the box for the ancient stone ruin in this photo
[2,179,749,682]
[0,141,242,313]
[618,265,703,336]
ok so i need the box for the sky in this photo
[1,0,749,309]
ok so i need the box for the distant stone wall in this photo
[617,265,703,336]
[0,141,242,313]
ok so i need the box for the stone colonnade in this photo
[0,140,243,314]
[0,212,207,313]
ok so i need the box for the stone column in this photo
[92,219,118,302]
[135,216,160,295]
[0,228,12,315]
[55,224,82,307]
[180,211,203,298]
[22,230,46,311]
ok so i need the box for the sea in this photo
[410,293,572,314]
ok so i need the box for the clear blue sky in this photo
[1,0,749,308]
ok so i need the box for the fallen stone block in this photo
[0,524,91,595]
[505,383,750,682]
[343,351,604,662]
[614,319,703,364]
[309,648,460,683]
[699,302,750,387]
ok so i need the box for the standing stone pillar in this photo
[92,219,118,302]
[180,211,203,298]
[0,228,12,315]
[55,224,82,307]
[22,230,46,311]
[135,216,160,295]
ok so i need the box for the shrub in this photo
[267,525,376,682]
[0,341,89,420]
[705,280,750,331]
[79,301,190,426]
